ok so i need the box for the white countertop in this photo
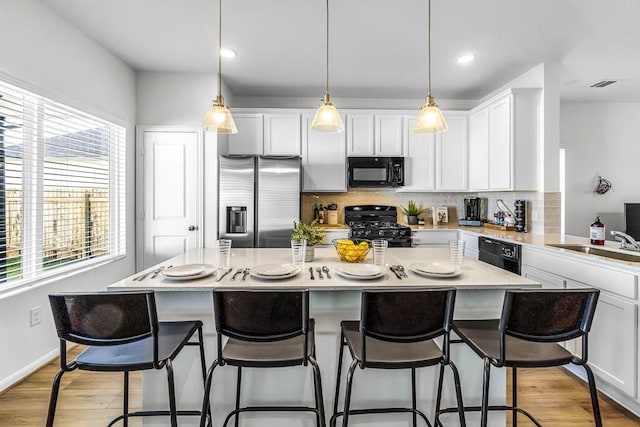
[109,247,539,292]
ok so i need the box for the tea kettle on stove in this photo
[496,199,516,226]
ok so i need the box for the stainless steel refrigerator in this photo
[218,155,301,248]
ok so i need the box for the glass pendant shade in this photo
[413,95,448,134]
[311,93,344,133]
[203,94,237,134]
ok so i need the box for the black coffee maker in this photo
[459,197,486,227]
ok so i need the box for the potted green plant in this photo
[291,220,325,261]
[400,200,426,225]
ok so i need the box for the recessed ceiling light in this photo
[457,53,476,65]
[220,47,237,59]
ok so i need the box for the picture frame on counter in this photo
[433,206,448,225]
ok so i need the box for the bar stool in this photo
[199,289,326,427]
[331,288,466,427]
[47,290,209,427]
[438,288,602,427]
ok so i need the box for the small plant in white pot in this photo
[400,200,426,225]
[291,220,325,261]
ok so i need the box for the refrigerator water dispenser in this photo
[227,206,247,233]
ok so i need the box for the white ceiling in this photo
[40,0,640,102]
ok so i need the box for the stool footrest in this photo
[223,405,322,427]
[437,404,541,427]
[330,407,431,427]
[107,410,204,427]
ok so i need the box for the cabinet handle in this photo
[188,225,198,231]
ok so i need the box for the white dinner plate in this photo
[161,264,216,281]
[251,263,299,276]
[409,262,462,278]
[162,264,207,277]
[334,264,385,280]
[250,264,301,280]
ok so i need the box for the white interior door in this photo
[137,127,202,270]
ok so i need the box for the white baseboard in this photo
[0,348,59,393]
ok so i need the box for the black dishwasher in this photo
[478,237,522,275]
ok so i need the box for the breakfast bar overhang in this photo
[109,247,540,427]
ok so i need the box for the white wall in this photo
[561,102,640,238]
[0,0,136,390]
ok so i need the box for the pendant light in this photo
[311,0,344,133]
[413,0,448,134]
[203,0,237,134]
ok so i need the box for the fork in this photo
[150,265,171,279]
[316,267,324,280]
[395,264,408,278]
[240,268,250,282]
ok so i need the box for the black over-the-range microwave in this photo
[347,157,404,188]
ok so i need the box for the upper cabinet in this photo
[264,114,301,156]
[227,112,301,156]
[346,113,403,156]
[402,117,436,191]
[435,112,468,191]
[467,89,540,191]
[227,113,264,155]
[301,114,347,192]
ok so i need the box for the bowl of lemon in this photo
[332,239,371,263]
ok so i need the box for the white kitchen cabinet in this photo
[412,230,458,247]
[301,114,347,192]
[375,114,403,156]
[317,229,349,247]
[264,114,301,156]
[346,114,374,156]
[467,89,540,191]
[402,117,436,191]
[467,108,489,191]
[227,113,263,155]
[435,112,468,191]
[567,281,637,398]
[346,113,403,156]
[522,245,639,400]
[459,231,479,260]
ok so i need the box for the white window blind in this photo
[0,79,126,290]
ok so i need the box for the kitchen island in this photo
[109,247,539,427]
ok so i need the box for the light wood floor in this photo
[1,346,639,426]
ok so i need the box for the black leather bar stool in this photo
[438,288,602,427]
[331,288,466,427]
[199,289,326,427]
[47,290,209,427]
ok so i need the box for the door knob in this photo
[188,225,198,231]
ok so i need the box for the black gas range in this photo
[345,205,413,247]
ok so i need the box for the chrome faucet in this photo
[611,230,640,251]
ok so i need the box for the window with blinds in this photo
[0,79,126,290]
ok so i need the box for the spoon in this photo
[322,265,331,279]
[395,264,408,278]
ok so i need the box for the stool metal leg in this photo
[310,355,327,427]
[234,367,242,427]
[123,371,129,427]
[200,360,219,427]
[46,369,65,427]
[331,331,346,427]
[341,359,358,427]
[583,364,603,427]
[196,328,213,427]
[448,361,466,427]
[411,368,417,427]
[480,358,491,427]
[433,363,446,427]
[512,367,518,427]
[166,359,178,427]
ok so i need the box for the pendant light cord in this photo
[427,0,432,98]
[218,0,223,98]
[325,0,330,95]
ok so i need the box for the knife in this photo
[215,268,233,282]
[390,266,402,279]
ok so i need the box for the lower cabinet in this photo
[412,230,458,247]
[522,246,639,401]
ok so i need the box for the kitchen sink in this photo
[546,244,640,262]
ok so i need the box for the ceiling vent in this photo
[590,80,618,88]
